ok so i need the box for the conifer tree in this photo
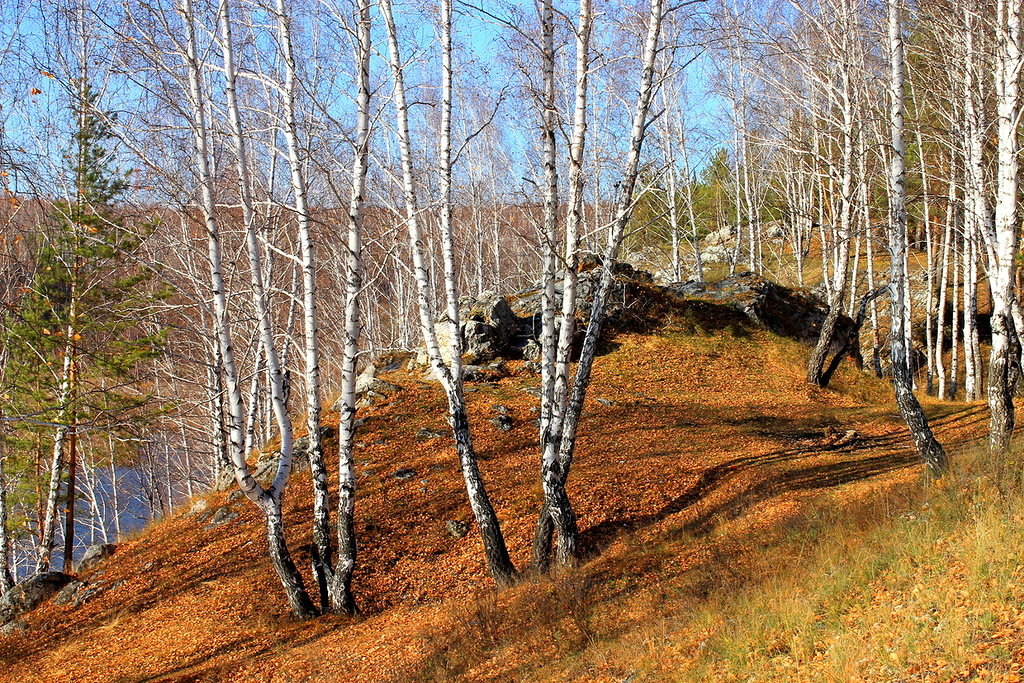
[2,80,165,573]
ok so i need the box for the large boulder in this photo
[510,258,657,339]
[414,292,524,367]
[460,291,521,363]
[353,370,404,409]
[253,425,337,485]
[76,543,117,573]
[405,266,857,370]
[0,572,74,625]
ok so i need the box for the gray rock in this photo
[492,404,510,415]
[76,544,117,573]
[189,499,209,515]
[522,338,541,361]
[253,425,337,485]
[0,621,28,635]
[355,374,403,401]
[596,398,615,406]
[0,572,74,625]
[393,468,416,480]
[204,507,239,529]
[70,582,108,608]
[489,415,514,432]
[416,427,446,440]
[339,369,404,409]
[666,272,857,352]
[445,520,469,539]
[53,580,87,606]
[461,365,486,382]
[459,291,521,363]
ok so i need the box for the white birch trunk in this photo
[534,0,593,570]
[987,0,1023,452]
[180,0,316,618]
[35,333,74,573]
[538,0,559,438]
[886,0,947,476]
[540,0,668,566]
[273,0,331,612]
[329,0,371,617]
[380,0,515,585]
[936,177,954,399]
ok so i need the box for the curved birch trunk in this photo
[273,0,332,612]
[533,0,592,572]
[886,0,947,477]
[535,0,668,568]
[179,0,316,618]
[380,0,515,586]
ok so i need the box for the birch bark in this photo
[987,0,1023,452]
[330,0,372,616]
[180,0,316,618]
[535,0,669,567]
[380,0,516,585]
[886,0,947,477]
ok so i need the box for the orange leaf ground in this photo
[0,325,992,682]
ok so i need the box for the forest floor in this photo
[0,316,1007,682]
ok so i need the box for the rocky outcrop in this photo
[459,292,522,363]
[353,371,403,409]
[405,265,854,375]
[252,425,337,485]
[52,578,124,609]
[76,543,117,573]
[667,272,857,349]
[0,572,74,626]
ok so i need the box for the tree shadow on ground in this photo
[577,405,988,560]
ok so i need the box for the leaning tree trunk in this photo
[534,0,669,567]
[808,55,854,388]
[381,0,516,586]
[533,0,592,572]
[886,0,947,477]
[179,0,316,618]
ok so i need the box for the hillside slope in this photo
[0,315,991,682]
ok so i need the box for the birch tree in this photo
[326,0,372,617]
[985,0,1023,453]
[534,0,669,568]
[177,0,316,618]
[380,0,516,586]
[271,0,332,613]
[886,0,946,477]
